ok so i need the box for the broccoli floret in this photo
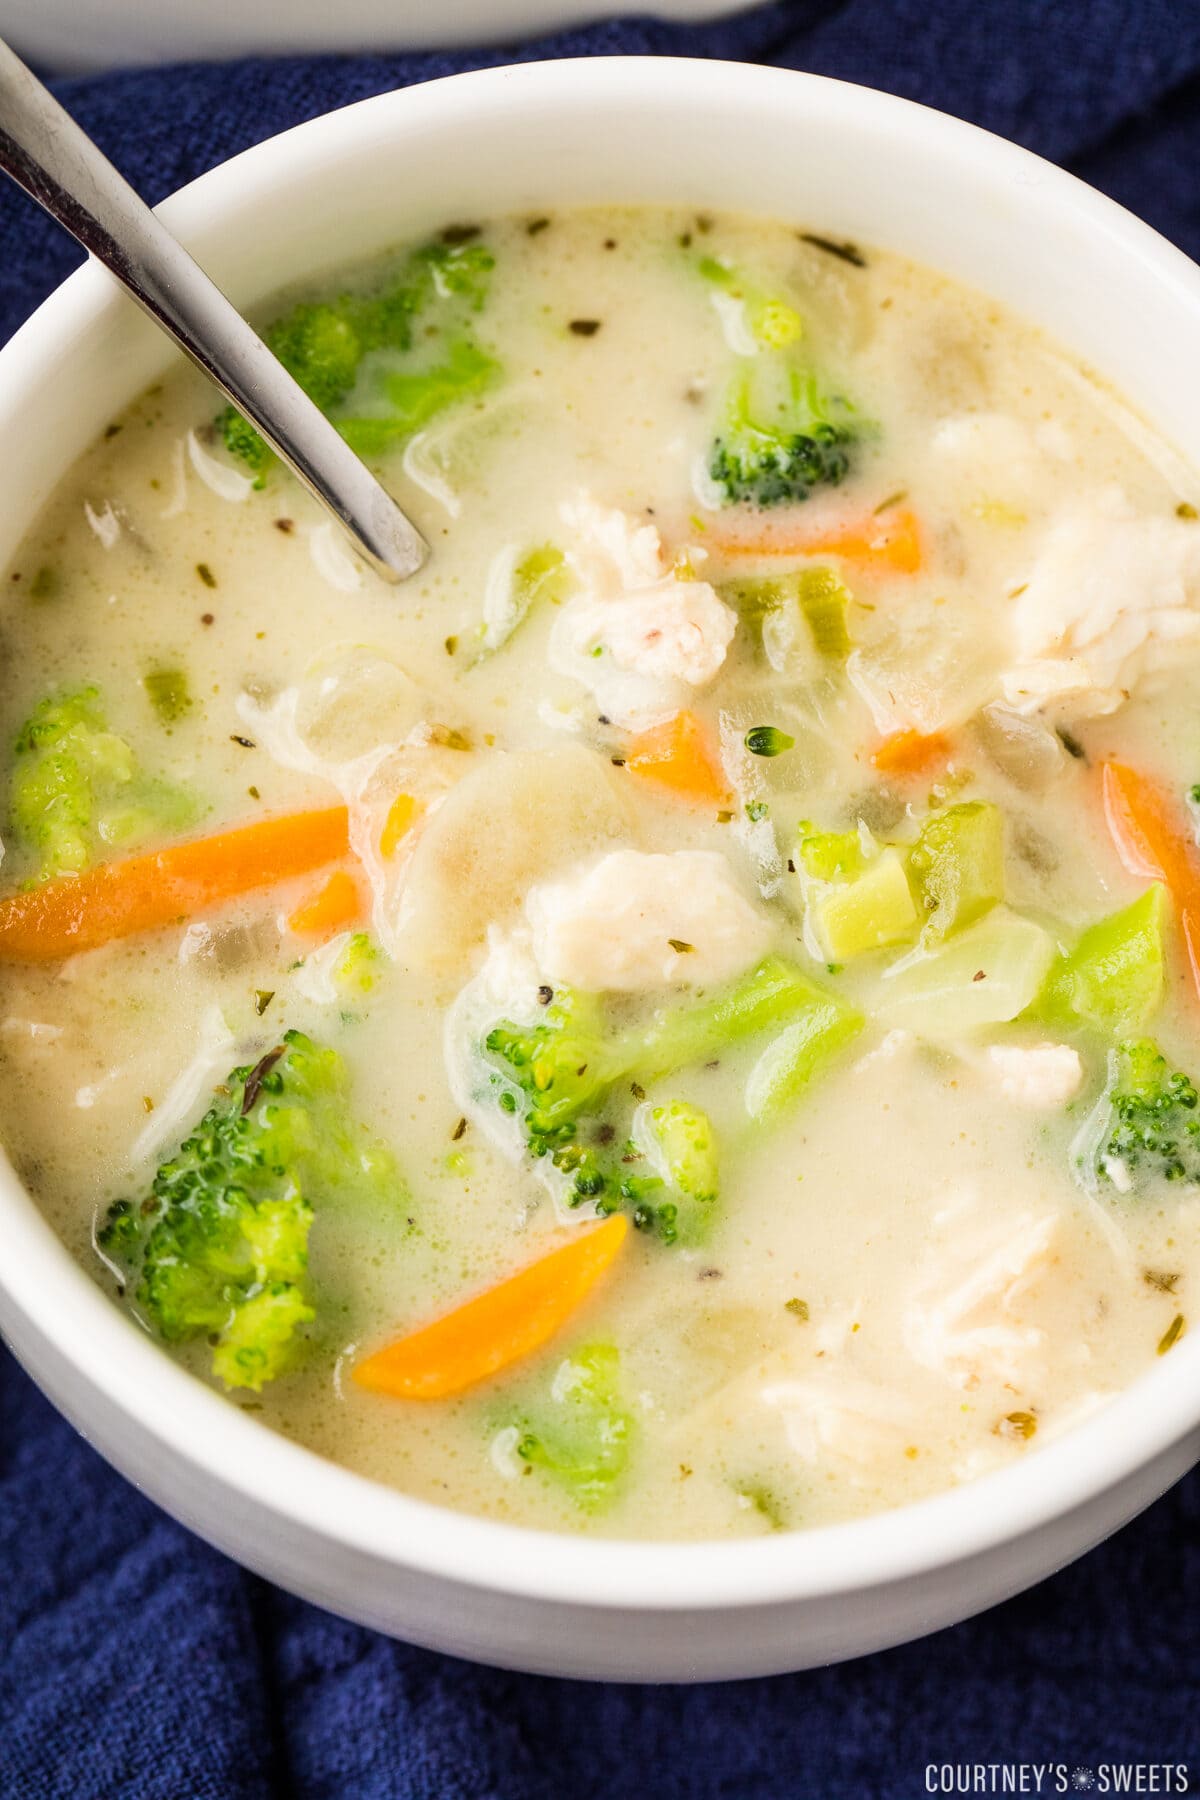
[482,956,857,1239]
[643,1100,718,1205]
[1074,1038,1200,1197]
[511,1342,633,1510]
[9,685,196,883]
[405,239,495,311]
[707,367,858,508]
[218,238,499,478]
[98,1029,403,1391]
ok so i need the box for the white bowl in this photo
[1,0,753,74]
[1,58,1199,1683]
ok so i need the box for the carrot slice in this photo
[1102,760,1200,996]
[354,1215,629,1400]
[0,806,349,963]
[380,792,422,859]
[624,710,729,807]
[709,506,922,575]
[288,868,362,935]
[872,728,952,776]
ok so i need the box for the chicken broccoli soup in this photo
[2,208,1198,1540]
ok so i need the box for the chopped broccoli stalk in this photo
[484,988,622,1161]
[877,909,1054,1037]
[644,1099,718,1204]
[335,931,380,994]
[10,685,197,883]
[218,239,498,477]
[630,955,844,1084]
[909,801,1005,939]
[98,1029,403,1390]
[1073,1038,1200,1197]
[707,367,858,509]
[744,986,864,1124]
[697,255,803,349]
[474,543,573,661]
[810,846,919,960]
[631,1098,720,1241]
[798,822,869,882]
[512,1343,633,1510]
[482,957,852,1238]
[1037,887,1166,1037]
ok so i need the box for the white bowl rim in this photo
[1,54,1199,1616]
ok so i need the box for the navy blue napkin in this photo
[3,4,1200,1795]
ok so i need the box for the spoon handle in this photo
[0,39,428,583]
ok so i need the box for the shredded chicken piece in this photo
[549,496,736,728]
[984,1041,1083,1109]
[903,1190,1057,1390]
[526,848,771,991]
[760,1371,916,1469]
[1000,487,1200,718]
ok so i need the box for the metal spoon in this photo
[0,38,428,583]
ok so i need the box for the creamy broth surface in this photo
[1,208,1198,1538]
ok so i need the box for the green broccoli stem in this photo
[743,995,864,1125]
[484,957,858,1243]
[623,955,846,1084]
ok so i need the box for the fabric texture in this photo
[2,2,1200,1793]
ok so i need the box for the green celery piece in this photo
[744,990,864,1124]
[339,340,500,457]
[797,821,868,882]
[721,566,852,661]
[795,566,852,657]
[628,956,842,1083]
[514,1343,633,1511]
[475,544,572,660]
[909,801,1005,939]
[812,846,919,959]
[1037,886,1167,1036]
[877,909,1054,1037]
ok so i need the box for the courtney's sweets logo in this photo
[924,1767,1191,1794]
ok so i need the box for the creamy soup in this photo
[1,208,1197,1539]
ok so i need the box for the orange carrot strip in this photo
[709,506,923,575]
[380,792,422,859]
[624,710,729,807]
[1102,761,1200,996]
[871,728,952,777]
[288,868,363,935]
[354,1215,629,1401]
[0,806,350,964]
